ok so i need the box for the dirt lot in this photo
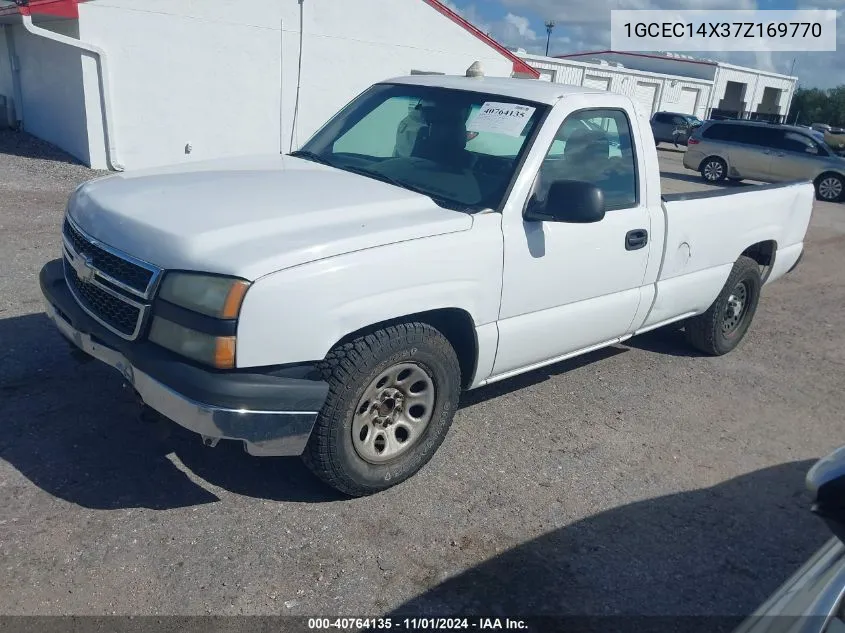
[1,130,844,620]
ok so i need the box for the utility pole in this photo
[785,58,798,124]
[545,20,555,57]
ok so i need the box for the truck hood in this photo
[67,155,472,280]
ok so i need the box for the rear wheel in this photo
[302,322,461,497]
[700,157,727,182]
[685,256,762,356]
[815,173,844,202]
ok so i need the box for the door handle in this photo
[625,229,649,251]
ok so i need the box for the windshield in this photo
[295,83,548,211]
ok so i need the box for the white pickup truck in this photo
[40,74,813,496]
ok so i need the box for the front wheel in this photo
[700,157,727,182]
[302,322,461,497]
[685,256,762,356]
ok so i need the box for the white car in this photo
[40,74,813,496]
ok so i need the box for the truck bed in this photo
[637,180,814,332]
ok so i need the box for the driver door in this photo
[492,102,653,378]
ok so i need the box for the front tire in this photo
[685,256,762,356]
[700,156,727,182]
[302,322,461,497]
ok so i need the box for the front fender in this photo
[234,217,503,368]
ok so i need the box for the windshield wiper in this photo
[334,164,471,212]
[288,150,334,167]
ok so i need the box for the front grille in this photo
[63,219,154,294]
[65,257,142,336]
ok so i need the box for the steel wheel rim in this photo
[351,362,436,464]
[722,281,749,335]
[819,177,842,200]
[704,161,723,181]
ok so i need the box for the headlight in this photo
[149,317,236,369]
[159,272,250,319]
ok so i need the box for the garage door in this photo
[633,81,659,116]
[583,75,611,91]
[677,87,699,115]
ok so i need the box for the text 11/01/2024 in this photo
[307,617,530,630]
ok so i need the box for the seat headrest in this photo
[565,129,611,159]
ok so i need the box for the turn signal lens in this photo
[221,280,250,319]
[213,336,237,369]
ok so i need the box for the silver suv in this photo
[683,120,845,202]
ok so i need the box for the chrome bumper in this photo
[43,299,319,457]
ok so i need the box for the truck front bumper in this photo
[39,259,329,457]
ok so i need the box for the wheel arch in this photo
[332,308,479,389]
[741,240,777,283]
[697,153,729,172]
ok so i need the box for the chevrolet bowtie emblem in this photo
[70,251,96,283]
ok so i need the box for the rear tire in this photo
[302,322,461,497]
[815,173,844,202]
[700,156,727,182]
[685,256,762,356]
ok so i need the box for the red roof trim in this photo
[555,50,717,67]
[0,0,80,18]
[420,0,540,78]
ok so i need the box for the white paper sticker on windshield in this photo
[467,102,536,137]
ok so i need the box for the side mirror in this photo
[525,180,605,224]
[806,146,819,155]
[807,445,845,544]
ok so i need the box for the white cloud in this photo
[502,13,538,40]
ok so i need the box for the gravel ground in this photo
[1,129,844,621]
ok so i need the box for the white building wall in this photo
[281,0,514,153]
[77,0,285,171]
[72,0,515,170]
[0,26,14,126]
[565,52,797,118]
[1,19,91,163]
[562,52,718,82]
[520,54,712,119]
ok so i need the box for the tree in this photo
[788,86,845,126]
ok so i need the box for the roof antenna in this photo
[466,61,484,78]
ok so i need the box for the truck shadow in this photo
[623,324,704,358]
[0,313,344,509]
[384,458,832,623]
[460,346,628,407]
[0,312,718,509]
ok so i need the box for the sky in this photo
[444,0,844,89]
